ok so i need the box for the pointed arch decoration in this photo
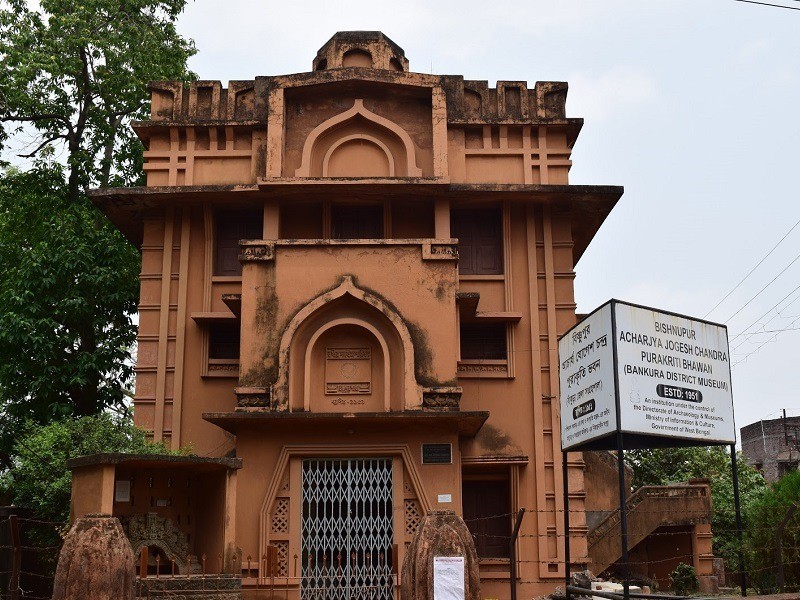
[294,99,422,177]
[272,275,422,410]
[273,276,421,409]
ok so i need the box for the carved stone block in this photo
[53,515,135,600]
[325,347,371,395]
[401,510,481,600]
[422,242,459,261]
[123,513,189,574]
[235,386,271,408]
[422,387,462,411]
[238,241,274,263]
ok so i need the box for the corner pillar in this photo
[223,468,239,573]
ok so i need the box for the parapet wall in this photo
[147,77,571,125]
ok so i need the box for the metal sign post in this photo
[730,445,746,596]
[616,435,630,600]
[558,300,745,599]
[563,451,570,600]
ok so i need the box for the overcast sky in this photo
[175,0,800,436]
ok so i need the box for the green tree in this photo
[745,470,800,593]
[0,0,196,195]
[1,413,176,527]
[0,0,195,466]
[0,167,141,465]
[625,446,766,578]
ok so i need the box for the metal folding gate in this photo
[301,458,394,600]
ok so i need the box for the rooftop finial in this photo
[313,31,408,72]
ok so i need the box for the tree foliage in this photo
[745,470,800,593]
[0,0,195,467]
[669,563,699,596]
[0,413,178,527]
[0,167,141,465]
[625,446,766,578]
[0,0,196,195]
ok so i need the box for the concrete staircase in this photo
[588,484,711,574]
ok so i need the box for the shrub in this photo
[669,562,698,596]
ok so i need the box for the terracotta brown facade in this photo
[64,31,717,598]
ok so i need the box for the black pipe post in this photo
[730,445,746,597]
[563,451,571,600]
[509,508,525,600]
[617,433,629,600]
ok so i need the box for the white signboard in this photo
[559,300,736,450]
[558,303,617,450]
[433,556,465,600]
[114,480,131,503]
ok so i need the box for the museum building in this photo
[68,32,716,598]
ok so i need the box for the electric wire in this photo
[738,326,800,336]
[733,310,800,367]
[704,218,800,318]
[729,281,800,345]
[733,0,800,10]
[721,249,800,323]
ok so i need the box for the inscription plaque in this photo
[422,443,453,464]
[325,347,371,395]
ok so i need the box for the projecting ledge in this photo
[66,453,242,471]
[190,311,238,324]
[203,410,490,436]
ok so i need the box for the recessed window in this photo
[214,210,263,276]
[331,204,383,239]
[463,478,511,558]
[460,322,507,360]
[451,208,503,275]
[209,323,240,360]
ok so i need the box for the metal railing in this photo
[588,485,710,547]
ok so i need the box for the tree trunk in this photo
[70,323,100,416]
[99,115,122,188]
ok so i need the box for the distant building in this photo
[741,416,800,482]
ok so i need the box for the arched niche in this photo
[342,48,373,68]
[273,276,422,411]
[305,320,388,412]
[294,99,422,178]
[324,134,394,177]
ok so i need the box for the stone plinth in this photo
[52,514,135,600]
[136,575,241,599]
[401,510,480,600]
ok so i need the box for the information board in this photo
[422,443,453,464]
[433,556,465,600]
[558,303,617,450]
[559,300,736,451]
